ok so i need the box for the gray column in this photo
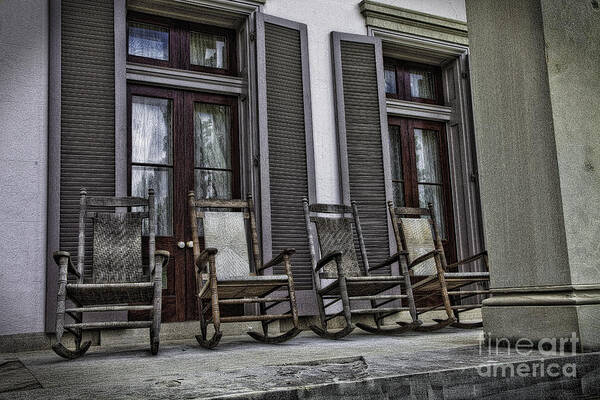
[465,0,600,351]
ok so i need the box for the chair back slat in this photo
[86,196,149,208]
[92,212,144,283]
[203,211,251,280]
[309,203,353,214]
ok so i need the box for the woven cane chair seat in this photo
[198,275,289,299]
[314,217,362,277]
[92,213,144,283]
[67,282,154,305]
[400,217,437,276]
[319,275,405,296]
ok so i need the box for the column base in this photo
[482,285,600,352]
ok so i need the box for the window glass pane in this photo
[128,22,169,61]
[384,65,397,95]
[409,69,435,99]
[194,103,231,169]
[418,184,445,238]
[393,182,405,207]
[195,169,232,200]
[131,166,173,236]
[414,128,442,183]
[389,125,403,180]
[190,31,228,69]
[131,96,172,165]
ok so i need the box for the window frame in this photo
[384,58,444,105]
[126,12,237,76]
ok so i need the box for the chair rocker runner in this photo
[52,188,169,359]
[303,199,421,339]
[188,192,301,349]
[388,202,490,331]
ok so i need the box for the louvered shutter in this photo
[256,14,316,290]
[331,32,394,272]
[60,0,115,279]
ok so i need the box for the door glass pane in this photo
[418,184,445,238]
[190,31,228,69]
[128,22,169,61]
[409,69,435,100]
[194,103,231,169]
[414,128,442,184]
[131,96,172,165]
[384,65,397,95]
[195,170,232,200]
[131,166,173,236]
[389,125,403,180]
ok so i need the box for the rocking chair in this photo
[188,192,301,349]
[388,202,491,331]
[52,188,169,359]
[303,199,421,339]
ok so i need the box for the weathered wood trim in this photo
[359,0,468,45]
[115,0,127,199]
[386,98,452,121]
[46,0,61,333]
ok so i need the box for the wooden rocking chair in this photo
[188,192,301,349]
[303,199,421,339]
[52,188,169,359]
[388,202,491,331]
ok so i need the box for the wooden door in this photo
[388,117,456,263]
[128,84,238,322]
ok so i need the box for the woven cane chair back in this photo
[92,212,144,283]
[313,216,362,278]
[203,211,251,280]
[399,217,437,276]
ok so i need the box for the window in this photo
[384,59,443,105]
[127,12,236,75]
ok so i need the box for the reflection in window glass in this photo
[384,65,397,95]
[131,166,173,236]
[418,184,445,238]
[131,96,172,165]
[190,31,228,69]
[195,170,232,200]
[409,69,435,99]
[414,129,442,184]
[128,22,169,61]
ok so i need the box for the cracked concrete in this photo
[1,329,600,399]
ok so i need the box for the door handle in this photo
[177,241,186,249]
[187,241,194,248]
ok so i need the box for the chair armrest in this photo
[52,251,80,278]
[195,248,218,272]
[152,250,170,275]
[446,251,488,270]
[259,248,296,272]
[369,251,408,272]
[407,250,439,270]
[316,251,342,272]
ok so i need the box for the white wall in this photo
[0,0,49,335]
[263,0,466,204]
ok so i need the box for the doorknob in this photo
[187,241,194,248]
[177,241,186,249]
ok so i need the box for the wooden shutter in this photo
[256,14,315,289]
[60,0,115,279]
[331,32,394,271]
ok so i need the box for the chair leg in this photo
[310,277,355,340]
[196,278,222,349]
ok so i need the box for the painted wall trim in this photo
[125,63,248,95]
[386,99,452,121]
[45,0,61,333]
[359,0,468,46]
[115,0,127,199]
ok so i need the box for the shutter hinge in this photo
[253,155,260,166]
[249,31,256,42]
[461,71,469,79]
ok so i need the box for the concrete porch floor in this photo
[1,328,600,400]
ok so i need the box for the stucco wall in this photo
[0,0,49,335]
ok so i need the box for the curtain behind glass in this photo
[409,69,435,100]
[128,22,169,61]
[190,31,227,69]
